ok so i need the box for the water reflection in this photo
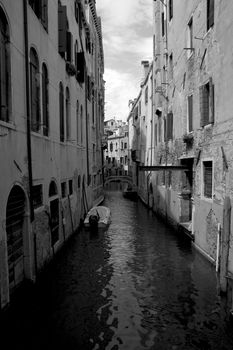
[1,185,233,349]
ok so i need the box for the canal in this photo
[1,185,233,349]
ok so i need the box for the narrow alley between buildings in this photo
[1,185,233,350]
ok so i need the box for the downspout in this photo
[23,0,34,222]
[78,7,90,188]
[23,0,37,277]
[85,70,90,185]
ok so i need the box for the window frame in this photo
[207,0,214,31]
[187,94,193,133]
[202,159,214,201]
[59,82,65,142]
[0,9,11,124]
[29,47,40,133]
[42,63,49,136]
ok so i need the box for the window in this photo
[161,11,165,37]
[169,54,173,81]
[0,9,11,122]
[66,87,71,140]
[59,82,64,142]
[32,184,43,208]
[76,100,79,144]
[187,17,193,58]
[49,181,58,197]
[29,0,48,31]
[75,0,81,24]
[61,182,67,198]
[200,78,214,127]
[187,95,193,132]
[66,31,73,62]
[76,52,85,83]
[134,106,139,120]
[69,179,73,195]
[166,112,173,141]
[145,86,148,104]
[58,3,67,57]
[80,105,83,144]
[110,142,113,152]
[207,0,214,31]
[42,63,49,136]
[203,161,213,198]
[93,144,96,163]
[74,40,79,68]
[158,116,162,143]
[124,142,127,149]
[30,48,40,132]
[154,123,158,146]
[169,0,173,20]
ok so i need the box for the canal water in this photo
[1,184,233,349]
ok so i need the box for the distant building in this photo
[104,121,128,176]
[0,0,104,309]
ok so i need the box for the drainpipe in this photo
[85,70,90,186]
[23,0,37,278]
[78,6,90,189]
[23,0,34,223]
[216,223,221,272]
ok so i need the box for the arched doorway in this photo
[49,180,59,247]
[6,186,26,293]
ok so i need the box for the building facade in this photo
[0,0,104,309]
[129,0,233,305]
[104,120,129,177]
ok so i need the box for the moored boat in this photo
[122,185,137,200]
[84,206,111,229]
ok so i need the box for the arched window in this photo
[110,142,113,152]
[59,82,64,142]
[30,48,40,132]
[0,8,11,122]
[49,180,58,197]
[76,100,79,144]
[42,63,49,136]
[80,105,83,145]
[65,87,71,140]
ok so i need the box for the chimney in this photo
[141,60,150,83]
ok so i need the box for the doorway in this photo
[6,186,26,293]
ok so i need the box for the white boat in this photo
[84,206,111,229]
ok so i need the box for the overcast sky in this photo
[96,0,153,122]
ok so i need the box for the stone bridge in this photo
[104,175,133,186]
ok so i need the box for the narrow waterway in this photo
[1,185,233,349]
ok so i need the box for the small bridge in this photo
[104,175,133,186]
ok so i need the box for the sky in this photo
[96,0,153,122]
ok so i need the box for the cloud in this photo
[96,0,153,121]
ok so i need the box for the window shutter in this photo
[208,0,214,29]
[164,117,167,142]
[161,12,165,37]
[41,0,48,31]
[204,161,212,198]
[188,95,193,132]
[58,5,67,55]
[200,85,205,127]
[209,78,214,124]
[76,52,85,83]
[155,123,158,146]
[66,31,73,62]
